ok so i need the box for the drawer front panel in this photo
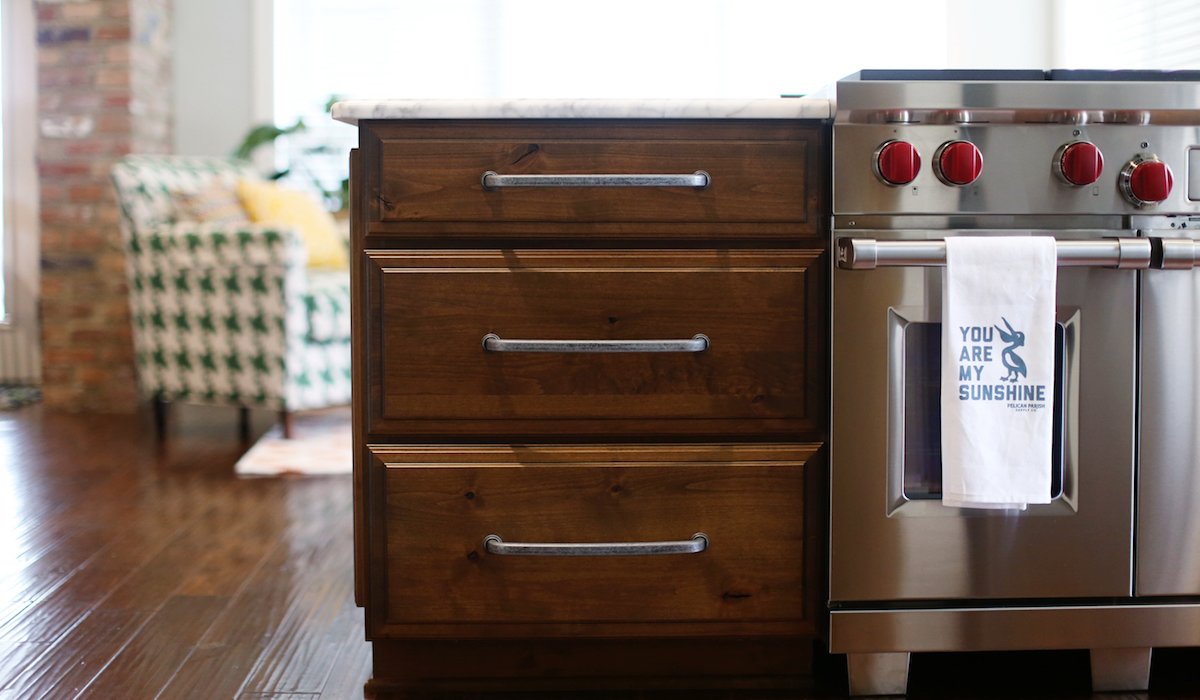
[374,137,810,224]
[367,249,820,437]
[377,443,814,632]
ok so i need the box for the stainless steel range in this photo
[827,69,1200,695]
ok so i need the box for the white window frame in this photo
[1,0,42,380]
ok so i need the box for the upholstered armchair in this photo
[110,155,351,438]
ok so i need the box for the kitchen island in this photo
[332,97,832,694]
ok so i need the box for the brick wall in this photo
[37,0,173,411]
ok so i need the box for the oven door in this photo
[1139,232,1200,596]
[830,229,1137,602]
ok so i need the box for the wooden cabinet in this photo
[350,119,829,693]
[376,443,817,635]
[364,249,823,437]
[374,135,811,224]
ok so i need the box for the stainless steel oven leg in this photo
[1090,647,1152,692]
[847,652,911,696]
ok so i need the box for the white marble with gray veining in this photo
[331,98,831,124]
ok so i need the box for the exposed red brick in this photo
[38,27,91,45]
[39,0,171,414]
[105,45,129,63]
[63,47,108,66]
[95,113,131,132]
[105,1,131,18]
[94,25,130,42]
[70,328,113,345]
[39,67,91,89]
[69,184,107,203]
[41,386,80,408]
[78,367,113,386]
[39,183,68,202]
[94,67,130,87]
[39,162,90,178]
[64,139,108,157]
[60,93,103,111]
[45,347,97,365]
[65,304,98,320]
[62,2,104,21]
[104,93,131,109]
[41,204,86,224]
[41,365,74,385]
[96,204,121,224]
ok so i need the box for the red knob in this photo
[1057,142,1103,186]
[935,141,983,186]
[874,140,920,186]
[1129,160,1173,204]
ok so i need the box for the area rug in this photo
[0,386,41,410]
[235,407,352,476]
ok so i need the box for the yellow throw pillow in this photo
[236,178,349,269]
[172,183,250,225]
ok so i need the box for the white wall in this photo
[173,0,272,157]
[946,0,1055,69]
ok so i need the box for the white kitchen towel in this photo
[941,235,1057,509]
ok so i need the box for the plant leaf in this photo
[232,119,306,160]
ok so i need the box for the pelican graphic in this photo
[996,317,1027,383]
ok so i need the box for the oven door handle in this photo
[1154,237,1200,269]
[836,237,1152,270]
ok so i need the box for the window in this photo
[1,4,8,323]
[0,0,40,384]
[271,0,950,202]
[1056,0,1200,69]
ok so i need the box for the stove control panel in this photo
[833,124,1200,216]
[873,140,920,185]
[934,141,983,186]
[1055,142,1104,186]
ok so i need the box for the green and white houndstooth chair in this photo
[110,155,351,438]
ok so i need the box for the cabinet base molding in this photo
[366,637,815,694]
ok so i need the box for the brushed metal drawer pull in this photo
[480,170,710,190]
[482,333,709,353]
[483,533,709,556]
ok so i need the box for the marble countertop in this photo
[330,98,831,124]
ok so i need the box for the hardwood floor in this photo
[0,401,1198,699]
[0,403,369,699]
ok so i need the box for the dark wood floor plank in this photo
[0,602,89,644]
[0,609,149,699]
[240,554,358,694]
[155,500,350,700]
[74,595,227,700]
[172,489,289,599]
[0,527,116,603]
[316,631,372,700]
[0,642,50,689]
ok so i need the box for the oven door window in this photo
[901,321,1067,501]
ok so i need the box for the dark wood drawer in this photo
[364,249,824,438]
[373,443,819,638]
[359,121,826,238]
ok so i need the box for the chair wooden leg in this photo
[280,410,294,439]
[239,407,251,443]
[153,399,169,440]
